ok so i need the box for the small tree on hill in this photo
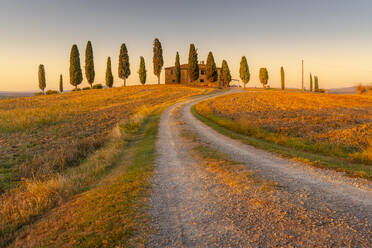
[206,52,218,83]
[85,41,95,88]
[139,56,147,85]
[221,60,232,87]
[38,64,46,94]
[259,68,269,88]
[175,52,181,84]
[239,56,250,88]
[118,43,130,86]
[310,73,313,92]
[105,57,113,88]
[59,74,63,93]
[314,76,319,91]
[188,44,199,83]
[280,66,285,90]
[153,38,164,84]
[69,44,83,89]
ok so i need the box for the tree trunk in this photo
[124,78,126,87]
[244,83,246,89]
[158,75,160,85]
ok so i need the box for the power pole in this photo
[302,60,304,91]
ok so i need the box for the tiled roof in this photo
[165,64,221,70]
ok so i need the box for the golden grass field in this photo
[0,85,205,191]
[195,91,372,178]
[0,85,209,245]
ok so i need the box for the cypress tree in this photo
[188,44,199,83]
[59,74,63,93]
[239,56,250,88]
[139,56,147,85]
[85,41,95,88]
[69,44,83,89]
[206,51,218,82]
[175,52,181,84]
[259,68,269,88]
[153,38,164,84]
[280,66,285,90]
[118,43,131,86]
[38,64,46,94]
[221,60,232,87]
[314,76,319,91]
[105,57,113,88]
[310,73,313,92]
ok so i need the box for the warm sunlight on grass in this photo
[0,85,205,192]
[194,91,372,179]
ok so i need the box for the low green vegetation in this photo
[192,105,372,180]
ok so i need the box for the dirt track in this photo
[147,91,372,247]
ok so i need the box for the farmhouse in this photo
[165,62,222,87]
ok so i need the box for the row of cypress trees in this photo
[309,74,320,92]
[38,39,319,92]
[38,38,164,93]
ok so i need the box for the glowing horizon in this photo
[1,0,372,91]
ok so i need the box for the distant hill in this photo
[327,86,357,94]
[0,91,36,98]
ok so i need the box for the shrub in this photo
[315,88,325,93]
[45,90,59,95]
[356,84,367,94]
[82,87,91,90]
[34,92,44,96]
[72,88,81,91]
[92,84,103,89]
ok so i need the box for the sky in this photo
[1,0,372,91]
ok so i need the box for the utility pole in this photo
[302,60,304,91]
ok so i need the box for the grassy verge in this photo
[3,90,213,247]
[192,105,372,180]
[0,106,154,246]
[11,110,161,247]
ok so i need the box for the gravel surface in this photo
[147,91,372,247]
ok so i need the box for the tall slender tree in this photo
[239,56,250,88]
[153,38,164,84]
[69,44,83,89]
[85,41,95,88]
[175,52,181,84]
[118,43,130,86]
[59,74,63,93]
[221,60,232,87]
[314,76,319,91]
[206,52,218,83]
[105,57,113,88]
[188,44,199,83]
[38,64,46,94]
[280,66,285,90]
[139,56,147,85]
[310,73,313,92]
[259,68,269,88]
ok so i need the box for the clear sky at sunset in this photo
[1,0,372,91]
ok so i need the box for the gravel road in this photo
[147,91,372,247]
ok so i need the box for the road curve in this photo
[147,91,372,247]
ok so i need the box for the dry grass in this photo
[0,85,206,192]
[194,91,372,178]
[0,106,155,246]
[9,108,161,247]
[0,86,210,246]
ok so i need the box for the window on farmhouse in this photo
[200,79,204,82]
[201,70,205,75]
[171,69,174,75]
